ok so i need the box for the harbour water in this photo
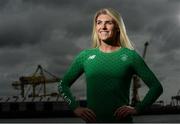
[0,114,180,123]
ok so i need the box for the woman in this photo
[58,8,163,122]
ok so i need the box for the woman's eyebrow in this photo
[96,20,113,23]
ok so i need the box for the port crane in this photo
[131,42,149,106]
[12,65,60,98]
[171,89,180,106]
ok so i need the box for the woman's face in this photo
[96,14,117,43]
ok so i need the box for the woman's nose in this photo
[102,23,107,29]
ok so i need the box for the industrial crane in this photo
[12,65,60,98]
[171,90,180,106]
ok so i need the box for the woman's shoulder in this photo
[122,47,141,59]
[122,47,136,54]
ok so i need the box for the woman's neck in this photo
[99,41,121,53]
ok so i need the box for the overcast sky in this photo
[0,0,180,104]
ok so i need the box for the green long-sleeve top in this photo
[58,47,163,122]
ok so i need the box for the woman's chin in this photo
[100,37,110,41]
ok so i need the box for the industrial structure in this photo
[171,90,180,106]
[12,65,60,98]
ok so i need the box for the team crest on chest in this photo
[120,54,128,61]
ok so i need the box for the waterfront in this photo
[0,114,180,123]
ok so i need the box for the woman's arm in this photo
[58,50,97,122]
[131,50,163,113]
[58,50,86,110]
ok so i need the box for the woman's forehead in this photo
[96,14,114,21]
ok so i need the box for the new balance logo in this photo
[88,55,96,60]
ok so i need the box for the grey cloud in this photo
[0,5,51,47]
[0,0,84,48]
[148,18,180,52]
[0,48,27,66]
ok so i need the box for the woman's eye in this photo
[97,21,101,25]
[107,21,113,24]
[96,21,113,25]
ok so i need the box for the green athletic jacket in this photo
[58,47,163,122]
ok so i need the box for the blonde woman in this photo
[58,8,163,122]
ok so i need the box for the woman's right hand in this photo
[73,107,96,122]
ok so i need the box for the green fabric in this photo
[58,47,163,122]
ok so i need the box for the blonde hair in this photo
[92,8,134,50]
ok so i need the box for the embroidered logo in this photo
[58,80,72,105]
[121,54,128,61]
[88,55,96,60]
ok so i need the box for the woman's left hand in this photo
[114,105,137,119]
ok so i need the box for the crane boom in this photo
[12,65,61,97]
